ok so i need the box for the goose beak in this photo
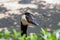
[31,20,39,26]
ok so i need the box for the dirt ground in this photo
[0,0,60,35]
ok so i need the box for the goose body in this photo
[21,12,39,36]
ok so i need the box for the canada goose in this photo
[21,12,39,36]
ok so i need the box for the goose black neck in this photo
[21,22,28,36]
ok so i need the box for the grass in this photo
[0,28,60,40]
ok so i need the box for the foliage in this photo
[0,28,60,40]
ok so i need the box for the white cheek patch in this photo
[21,15,29,25]
[21,15,26,20]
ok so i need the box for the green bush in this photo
[0,28,60,40]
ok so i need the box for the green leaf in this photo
[4,29,10,37]
[30,33,38,40]
[41,28,47,35]
[26,36,30,40]
[0,31,3,38]
[19,34,26,40]
[11,29,20,38]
